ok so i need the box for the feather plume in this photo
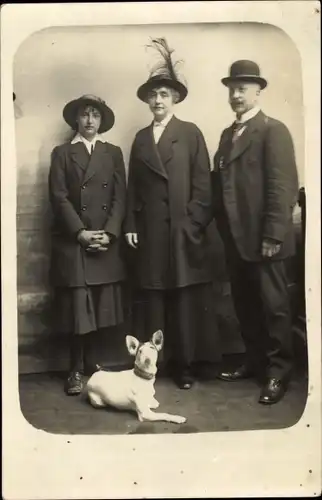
[146,37,183,81]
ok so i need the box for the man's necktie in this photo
[90,144,94,155]
[232,122,246,143]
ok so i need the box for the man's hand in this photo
[261,238,282,258]
[125,233,139,248]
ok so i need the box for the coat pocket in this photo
[182,218,205,269]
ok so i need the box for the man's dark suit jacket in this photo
[212,110,299,262]
[48,140,126,287]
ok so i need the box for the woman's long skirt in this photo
[54,282,124,335]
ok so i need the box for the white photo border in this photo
[1,2,321,498]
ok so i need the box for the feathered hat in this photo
[137,38,188,103]
[63,94,115,133]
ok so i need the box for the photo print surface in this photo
[14,22,307,435]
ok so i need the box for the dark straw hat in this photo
[137,38,188,103]
[63,94,115,133]
[221,60,267,89]
[137,75,187,103]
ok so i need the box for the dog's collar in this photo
[133,363,155,381]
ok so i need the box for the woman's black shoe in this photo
[65,371,84,395]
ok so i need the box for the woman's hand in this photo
[92,232,111,247]
[78,230,109,252]
[125,233,139,248]
[77,230,99,247]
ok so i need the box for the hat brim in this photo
[63,97,115,133]
[137,78,188,103]
[221,75,267,90]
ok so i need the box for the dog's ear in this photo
[126,335,140,356]
[151,330,164,351]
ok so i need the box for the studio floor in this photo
[19,368,308,435]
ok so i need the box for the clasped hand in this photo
[78,230,110,252]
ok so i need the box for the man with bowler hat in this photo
[49,95,126,395]
[212,60,299,404]
[125,38,219,389]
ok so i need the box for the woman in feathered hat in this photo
[48,95,127,395]
[124,39,220,389]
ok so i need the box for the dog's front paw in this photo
[172,415,187,424]
[150,399,159,409]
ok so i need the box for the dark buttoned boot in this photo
[65,334,84,396]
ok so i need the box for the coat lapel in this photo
[136,126,168,179]
[156,115,179,167]
[82,141,110,184]
[226,110,266,165]
[70,142,90,173]
[216,127,234,171]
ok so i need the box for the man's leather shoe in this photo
[258,378,287,405]
[65,371,84,396]
[217,364,253,382]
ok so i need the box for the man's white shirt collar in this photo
[71,133,105,154]
[235,106,261,124]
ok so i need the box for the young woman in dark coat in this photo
[48,95,126,395]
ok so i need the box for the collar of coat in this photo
[133,115,184,180]
[219,110,269,166]
[71,133,106,154]
[68,138,113,185]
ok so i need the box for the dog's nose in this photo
[144,358,151,367]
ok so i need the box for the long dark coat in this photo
[124,116,213,289]
[212,110,299,262]
[48,140,126,287]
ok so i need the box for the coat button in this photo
[102,183,107,188]
[102,204,107,210]
[81,184,86,189]
[81,205,87,211]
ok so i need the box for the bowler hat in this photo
[63,94,115,133]
[137,74,188,103]
[221,60,267,89]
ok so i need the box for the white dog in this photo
[85,330,187,424]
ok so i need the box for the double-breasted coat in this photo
[212,111,299,262]
[49,140,126,287]
[124,116,213,289]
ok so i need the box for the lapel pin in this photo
[219,156,225,169]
